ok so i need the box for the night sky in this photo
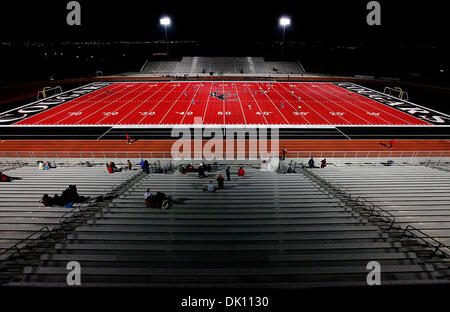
[0,0,448,44]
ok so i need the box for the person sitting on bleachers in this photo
[61,185,90,204]
[0,171,22,182]
[321,158,327,168]
[144,188,153,208]
[204,181,216,192]
[238,167,245,176]
[308,158,315,168]
[38,161,45,170]
[45,161,56,169]
[126,160,132,171]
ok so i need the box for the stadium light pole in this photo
[279,17,291,61]
[160,17,171,59]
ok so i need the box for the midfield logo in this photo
[210,92,239,101]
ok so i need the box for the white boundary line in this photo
[96,127,114,140]
[2,123,450,129]
[335,127,352,140]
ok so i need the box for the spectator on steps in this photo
[238,167,245,177]
[45,161,56,169]
[38,161,45,170]
[204,181,216,192]
[144,188,153,208]
[321,158,327,168]
[140,158,145,169]
[127,160,132,171]
[61,185,89,204]
[198,164,205,178]
[217,174,224,189]
[308,158,315,168]
[0,172,22,182]
[226,167,231,181]
[142,160,150,174]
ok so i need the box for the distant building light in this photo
[440,69,445,73]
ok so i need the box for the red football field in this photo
[15,82,431,126]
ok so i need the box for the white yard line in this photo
[158,82,192,124]
[114,83,168,124]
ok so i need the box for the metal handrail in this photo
[356,197,396,229]
[401,225,450,258]
[302,168,396,229]
[0,226,54,261]
[304,168,449,258]
[1,150,449,161]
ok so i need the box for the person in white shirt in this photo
[207,181,215,192]
[38,162,44,170]
[144,188,152,207]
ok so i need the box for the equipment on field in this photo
[37,86,63,100]
[383,86,409,101]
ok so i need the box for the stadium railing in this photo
[1,150,450,161]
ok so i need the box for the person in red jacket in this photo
[0,172,22,182]
[238,167,245,176]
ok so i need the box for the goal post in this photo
[383,86,408,101]
[37,86,63,100]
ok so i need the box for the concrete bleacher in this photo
[0,165,137,261]
[141,57,305,75]
[313,165,450,253]
[6,166,448,287]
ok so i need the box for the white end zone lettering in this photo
[0,82,113,125]
[334,82,450,125]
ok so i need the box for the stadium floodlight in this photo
[279,17,291,26]
[160,16,171,58]
[279,16,291,61]
[160,17,171,26]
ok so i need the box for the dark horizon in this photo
[1,0,448,44]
